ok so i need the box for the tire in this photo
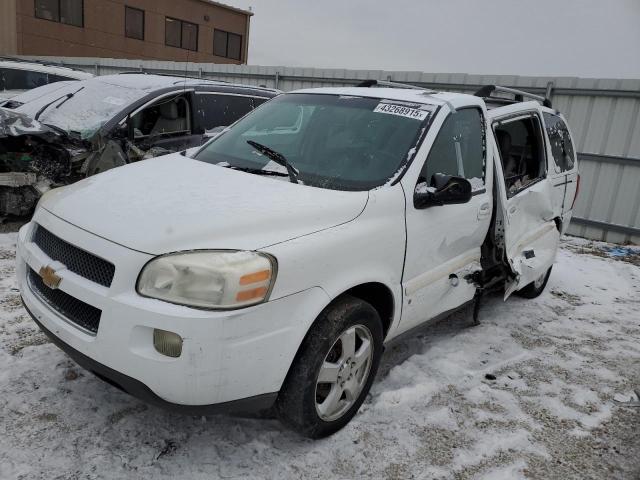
[276,295,383,438]
[515,266,552,299]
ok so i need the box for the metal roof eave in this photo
[197,0,254,17]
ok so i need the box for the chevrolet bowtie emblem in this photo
[39,265,62,290]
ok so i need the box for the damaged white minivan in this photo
[17,81,579,438]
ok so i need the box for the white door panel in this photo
[402,248,481,332]
[502,181,560,298]
[399,193,488,335]
[504,221,560,298]
[397,104,493,335]
[493,109,561,297]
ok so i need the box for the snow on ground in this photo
[0,235,639,480]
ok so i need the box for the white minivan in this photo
[17,82,579,438]
[0,59,93,100]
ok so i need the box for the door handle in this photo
[478,203,490,220]
[509,206,517,215]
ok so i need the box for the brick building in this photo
[0,0,252,63]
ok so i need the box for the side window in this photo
[420,108,486,191]
[194,94,256,131]
[0,68,30,90]
[25,71,49,88]
[130,96,191,138]
[543,113,575,173]
[48,74,73,83]
[494,114,547,197]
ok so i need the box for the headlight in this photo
[137,251,276,310]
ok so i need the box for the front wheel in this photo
[276,295,383,438]
[516,266,553,299]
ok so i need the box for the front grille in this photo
[33,225,115,288]
[28,267,102,335]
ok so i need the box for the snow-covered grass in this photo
[0,235,638,479]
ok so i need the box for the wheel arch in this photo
[276,281,397,399]
[338,282,395,340]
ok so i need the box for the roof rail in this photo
[474,85,552,108]
[117,71,228,83]
[116,71,282,93]
[356,79,427,90]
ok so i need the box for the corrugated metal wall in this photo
[16,56,640,244]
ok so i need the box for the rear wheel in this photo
[516,266,552,299]
[276,295,383,438]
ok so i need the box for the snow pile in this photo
[0,235,638,479]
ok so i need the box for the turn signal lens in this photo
[239,270,271,285]
[236,286,268,302]
[153,329,183,358]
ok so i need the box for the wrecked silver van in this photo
[0,73,279,217]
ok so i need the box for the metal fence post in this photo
[275,71,280,89]
[546,81,555,102]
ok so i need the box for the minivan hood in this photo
[41,154,369,254]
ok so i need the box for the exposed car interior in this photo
[131,96,191,138]
[494,114,546,196]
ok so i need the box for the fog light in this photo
[153,329,183,358]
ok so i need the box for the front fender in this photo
[262,184,407,333]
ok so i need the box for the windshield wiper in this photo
[225,165,289,177]
[42,122,69,138]
[246,140,299,184]
[34,86,85,121]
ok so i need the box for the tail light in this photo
[571,174,581,210]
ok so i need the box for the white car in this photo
[17,82,579,438]
[0,59,93,100]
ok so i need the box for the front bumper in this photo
[18,211,331,408]
[23,301,278,414]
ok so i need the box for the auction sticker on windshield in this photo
[374,103,430,121]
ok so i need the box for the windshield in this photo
[194,93,435,190]
[13,79,148,139]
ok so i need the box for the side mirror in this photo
[414,173,473,209]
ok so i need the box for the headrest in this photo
[496,130,512,151]
[159,101,179,120]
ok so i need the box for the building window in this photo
[213,29,242,61]
[125,6,144,40]
[165,17,198,51]
[35,0,84,27]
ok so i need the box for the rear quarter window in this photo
[543,112,576,173]
[0,68,76,91]
[0,68,46,90]
[48,74,75,83]
[194,94,264,131]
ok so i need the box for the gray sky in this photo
[225,0,640,79]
